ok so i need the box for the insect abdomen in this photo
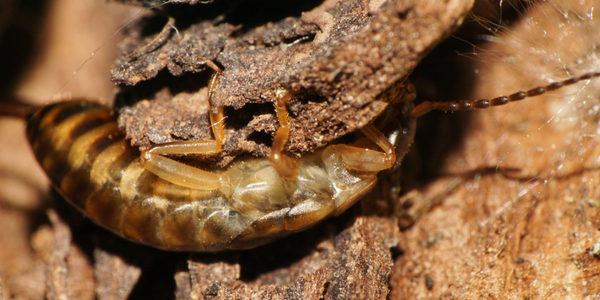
[25,101,263,251]
[27,101,135,230]
[26,101,179,247]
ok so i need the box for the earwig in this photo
[6,71,600,251]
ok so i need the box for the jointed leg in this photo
[140,151,222,190]
[268,88,396,177]
[331,124,396,173]
[140,71,227,191]
[269,89,299,179]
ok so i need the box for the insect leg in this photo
[269,89,299,179]
[327,124,396,173]
[139,72,228,191]
[140,142,223,190]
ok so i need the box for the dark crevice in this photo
[139,0,324,35]
[114,69,213,109]
[225,102,274,130]
[403,0,530,187]
[128,255,178,300]
[246,130,274,148]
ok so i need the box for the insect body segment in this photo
[26,74,399,251]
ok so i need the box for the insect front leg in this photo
[139,72,230,192]
[318,122,404,216]
[324,124,397,173]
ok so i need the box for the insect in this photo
[8,70,600,251]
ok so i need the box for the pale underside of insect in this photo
[21,71,600,252]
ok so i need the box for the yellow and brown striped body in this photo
[26,100,381,251]
[27,100,183,248]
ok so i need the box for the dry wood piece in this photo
[34,210,95,300]
[94,249,141,300]
[113,0,474,162]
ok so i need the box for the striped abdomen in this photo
[26,101,259,251]
[26,100,378,252]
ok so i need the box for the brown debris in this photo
[43,210,72,300]
[113,0,473,160]
[32,210,95,300]
[93,249,141,300]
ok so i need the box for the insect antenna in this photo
[410,71,600,118]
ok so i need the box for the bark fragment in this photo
[113,0,473,162]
